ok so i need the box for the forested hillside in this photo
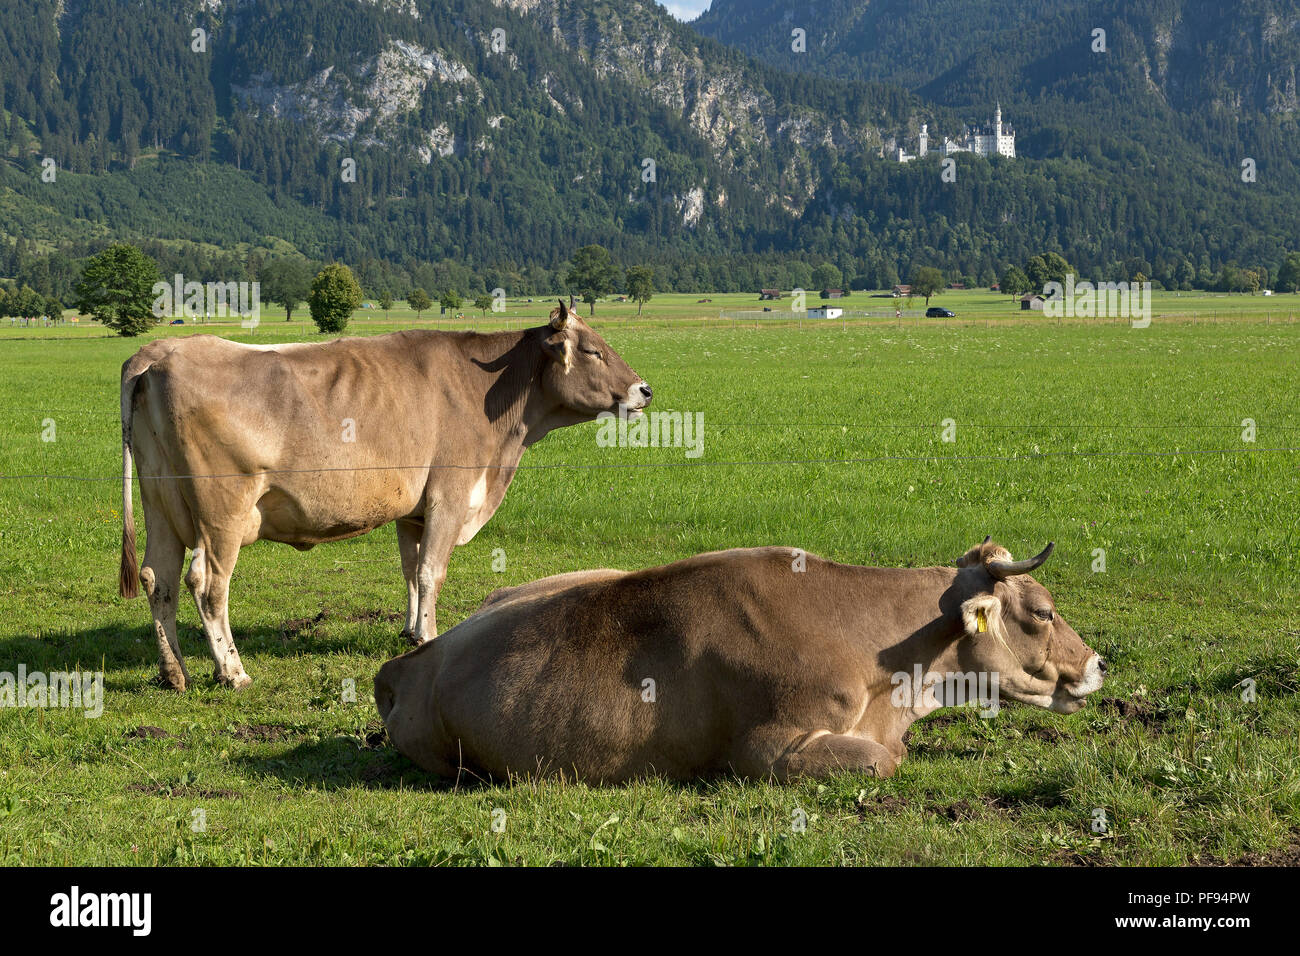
[695,0,1300,186]
[0,0,1297,299]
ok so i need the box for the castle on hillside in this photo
[894,105,1016,162]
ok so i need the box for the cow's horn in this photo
[551,298,570,330]
[986,541,1054,579]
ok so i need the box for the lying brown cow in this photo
[119,300,650,690]
[375,538,1106,782]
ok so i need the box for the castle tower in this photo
[918,123,928,157]
[994,103,1002,137]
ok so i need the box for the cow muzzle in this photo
[623,381,653,416]
[1051,654,1106,713]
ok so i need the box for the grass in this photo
[4,287,1300,340]
[0,303,1297,865]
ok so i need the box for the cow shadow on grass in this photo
[234,735,462,793]
[0,612,413,689]
[239,734,940,798]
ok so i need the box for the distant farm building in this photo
[1021,293,1046,310]
[893,284,912,297]
[808,307,844,319]
[759,289,784,300]
[821,288,844,299]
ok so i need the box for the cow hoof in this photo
[218,672,253,690]
[157,671,188,693]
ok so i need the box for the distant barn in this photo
[759,289,784,300]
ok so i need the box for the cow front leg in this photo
[769,731,900,781]
[186,540,252,689]
[396,518,422,644]
[411,508,459,645]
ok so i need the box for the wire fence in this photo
[717,308,1300,330]
[0,443,1295,483]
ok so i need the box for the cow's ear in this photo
[541,332,572,372]
[959,593,1002,638]
[956,535,995,567]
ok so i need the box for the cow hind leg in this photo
[396,518,421,644]
[759,731,899,781]
[139,522,189,691]
[185,540,252,689]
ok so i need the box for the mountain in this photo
[694,0,1300,178]
[0,1,916,259]
[1,0,1298,299]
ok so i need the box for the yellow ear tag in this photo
[976,608,988,632]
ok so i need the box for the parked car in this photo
[169,318,185,325]
[926,307,956,318]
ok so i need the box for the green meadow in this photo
[0,299,1296,865]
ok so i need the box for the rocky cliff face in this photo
[488,0,885,206]
[214,0,897,214]
[233,39,481,147]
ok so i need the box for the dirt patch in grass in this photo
[1213,831,1300,866]
[127,782,241,799]
[229,723,299,743]
[915,712,974,730]
[362,721,388,749]
[280,608,402,636]
[125,725,172,740]
[1049,847,1104,866]
[856,794,909,816]
[1097,697,1169,728]
[931,794,1025,821]
[934,799,980,821]
[280,611,328,636]
[1028,726,1068,742]
[124,726,188,749]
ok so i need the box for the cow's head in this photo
[954,537,1105,714]
[538,298,651,417]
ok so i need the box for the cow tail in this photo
[119,360,141,599]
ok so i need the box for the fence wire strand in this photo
[0,443,1295,483]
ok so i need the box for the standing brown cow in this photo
[119,301,650,690]
[375,539,1106,782]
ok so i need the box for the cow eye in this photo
[1034,608,1054,622]
[580,347,602,359]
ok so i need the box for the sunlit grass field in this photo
[0,307,1297,865]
